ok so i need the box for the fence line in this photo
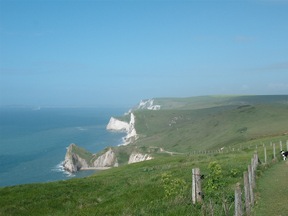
[234,139,287,216]
[189,140,288,160]
[191,140,286,215]
[235,153,258,216]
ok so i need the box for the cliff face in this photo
[106,113,138,145]
[63,101,160,173]
[136,99,161,110]
[128,152,153,164]
[92,148,118,167]
[106,117,129,131]
[63,144,118,173]
[62,144,90,173]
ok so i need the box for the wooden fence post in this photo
[264,145,267,164]
[192,168,202,204]
[243,172,251,215]
[254,153,258,170]
[273,143,276,159]
[235,183,243,216]
[250,159,255,189]
[280,140,282,151]
[248,164,254,206]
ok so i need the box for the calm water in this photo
[0,107,127,187]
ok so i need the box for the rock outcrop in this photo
[107,113,138,145]
[62,143,90,173]
[136,99,161,110]
[92,148,118,167]
[128,152,153,164]
[63,144,118,173]
[106,117,129,131]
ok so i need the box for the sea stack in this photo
[62,143,90,173]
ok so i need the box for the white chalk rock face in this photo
[128,152,153,164]
[63,144,89,173]
[93,148,118,167]
[106,113,138,145]
[137,99,161,110]
[122,113,138,145]
[106,117,129,131]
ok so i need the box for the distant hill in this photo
[150,95,288,110]
[130,95,288,152]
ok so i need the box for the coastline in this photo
[80,167,111,171]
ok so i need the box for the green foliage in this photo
[204,161,225,200]
[161,172,187,198]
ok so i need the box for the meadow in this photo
[1,95,287,215]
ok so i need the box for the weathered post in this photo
[192,168,202,204]
[280,140,282,151]
[264,146,267,164]
[248,165,254,206]
[273,143,276,160]
[250,158,255,189]
[235,183,243,216]
[254,153,258,170]
[243,172,251,215]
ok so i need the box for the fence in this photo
[191,140,287,216]
[234,153,258,216]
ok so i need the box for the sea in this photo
[0,107,128,187]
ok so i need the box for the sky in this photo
[0,0,287,107]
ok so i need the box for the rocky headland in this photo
[62,144,119,173]
[63,99,161,173]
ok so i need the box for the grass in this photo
[0,137,287,215]
[1,95,288,215]
[253,161,288,216]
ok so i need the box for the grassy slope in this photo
[133,103,288,152]
[0,137,287,215]
[1,95,288,215]
[253,161,288,216]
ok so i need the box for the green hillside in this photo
[152,95,288,110]
[1,95,288,215]
[128,95,288,154]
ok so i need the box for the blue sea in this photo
[0,107,127,187]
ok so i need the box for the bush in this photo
[204,161,225,201]
[161,172,187,199]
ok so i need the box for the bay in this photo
[0,107,127,187]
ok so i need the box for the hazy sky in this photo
[0,0,287,107]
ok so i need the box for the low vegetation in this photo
[0,95,287,215]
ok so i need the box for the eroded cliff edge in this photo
[63,143,154,173]
[63,144,118,173]
[63,100,161,173]
[106,112,138,145]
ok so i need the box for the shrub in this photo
[161,173,187,199]
[204,161,225,201]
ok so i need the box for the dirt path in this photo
[253,161,288,216]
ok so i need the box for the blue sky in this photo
[0,0,287,107]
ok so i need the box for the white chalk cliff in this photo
[106,117,129,131]
[136,99,161,110]
[63,144,118,173]
[62,144,89,173]
[93,148,118,167]
[128,152,153,164]
[107,113,138,145]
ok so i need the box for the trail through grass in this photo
[254,161,288,216]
